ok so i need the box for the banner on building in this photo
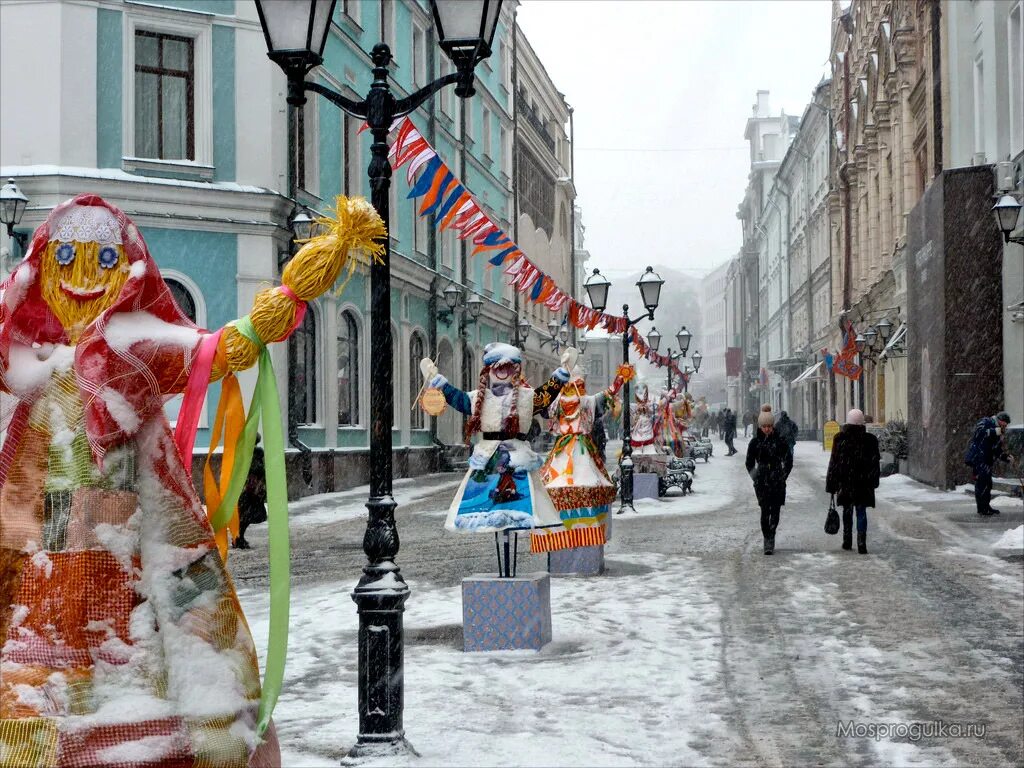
[725,347,742,377]
[832,317,862,380]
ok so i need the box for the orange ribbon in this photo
[203,348,245,561]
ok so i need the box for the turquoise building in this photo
[1,0,535,494]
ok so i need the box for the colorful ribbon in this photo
[174,329,224,468]
[213,315,290,738]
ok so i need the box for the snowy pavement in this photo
[235,438,1023,767]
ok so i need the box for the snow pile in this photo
[991,525,1024,556]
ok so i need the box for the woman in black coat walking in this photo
[825,408,880,554]
[745,410,793,555]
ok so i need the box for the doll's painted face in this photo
[488,361,520,395]
[563,379,586,399]
[635,383,649,403]
[39,205,130,342]
[40,240,129,342]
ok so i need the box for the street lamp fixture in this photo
[676,325,692,357]
[256,0,501,756]
[691,350,702,372]
[863,326,878,351]
[0,178,30,253]
[636,266,665,318]
[513,316,532,347]
[584,268,611,313]
[578,337,588,354]
[646,326,661,352]
[875,316,894,343]
[992,194,1023,244]
[438,283,481,327]
[290,207,318,241]
[466,292,483,320]
[558,323,570,344]
[855,332,866,353]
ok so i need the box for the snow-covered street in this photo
[233,438,1024,767]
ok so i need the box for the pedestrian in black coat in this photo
[776,411,799,454]
[825,409,880,554]
[964,410,1013,516]
[723,408,738,455]
[745,411,793,555]
[234,436,268,550]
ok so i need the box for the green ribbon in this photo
[213,315,290,738]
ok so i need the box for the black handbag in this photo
[824,495,840,535]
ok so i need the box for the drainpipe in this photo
[511,9,520,345]
[930,0,943,177]
[568,104,576,342]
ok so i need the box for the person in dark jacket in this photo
[746,410,793,554]
[723,408,738,455]
[964,411,1013,516]
[825,409,880,554]
[742,410,754,437]
[234,436,268,550]
[591,413,608,464]
[775,411,799,455]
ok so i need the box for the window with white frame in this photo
[439,55,453,118]
[973,53,985,155]
[290,309,318,425]
[482,106,492,159]
[413,205,428,256]
[499,38,512,94]
[134,31,194,160]
[409,332,426,429]
[297,96,320,196]
[412,23,426,88]
[127,14,212,168]
[345,115,363,196]
[500,124,510,178]
[337,310,360,426]
[164,277,198,323]
[341,0,361,25]
[1010,2,1023,156]
[382,0,396,53]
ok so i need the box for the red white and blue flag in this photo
[833,317,862,380]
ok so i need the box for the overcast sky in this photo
[517,0,834,280]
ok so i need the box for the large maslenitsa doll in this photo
[534,364,632,552]
[0,194,384,767]
[421,343,577,538]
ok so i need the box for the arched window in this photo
[289,309,317,425]
[163,277,197,323]
[409,332,426,429]
[337,310,359,426]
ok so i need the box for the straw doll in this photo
[535,363,632,552]
[0,194,384,767]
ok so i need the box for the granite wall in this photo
[906,166,1004,489]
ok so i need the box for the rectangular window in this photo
[341,0,361,25]
[482,106,492,159]
[345,115,363,196]
[413,206,428,256]
[439,56,453,118]
[412,24,426,88]
[382,0,396,52]
[973,54,985,154]
[134,31,194,160]
[1010,3,1023,156]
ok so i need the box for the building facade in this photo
[736,90,799,414]
[0,0,575,495]
[827,0,939,427]
[700,260,730,407]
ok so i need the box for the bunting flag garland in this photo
[384,116,683,378]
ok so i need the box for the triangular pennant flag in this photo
[406,147,438,183]
[407,156,443,198]
[488,246,519,266]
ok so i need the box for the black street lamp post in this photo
[256,0,501,757]
[512,316,532,348]
[583,267,663,514]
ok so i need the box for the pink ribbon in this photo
[272,284,307,342]
[174,328,224,468]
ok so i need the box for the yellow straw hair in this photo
[221,196,386,372]
[40,241,129,343]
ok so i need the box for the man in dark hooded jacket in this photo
[826,409,880,553]
[964,411,1013,516]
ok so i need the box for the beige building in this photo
[513,24,576,386]
[827,0,939,424]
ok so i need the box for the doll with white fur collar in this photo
[421,343,577,534]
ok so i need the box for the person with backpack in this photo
[964,411,1014,516]
[825,409,880,554]
[775,410,799,455]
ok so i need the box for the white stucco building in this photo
[700,260,730,406]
